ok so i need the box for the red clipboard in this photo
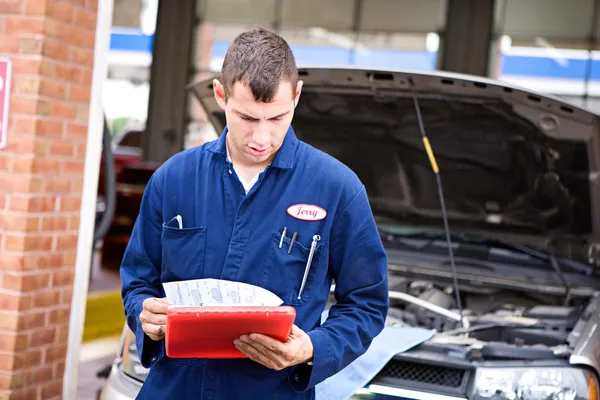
[165,306,296,358]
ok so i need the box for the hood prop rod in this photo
[409,78,466,328]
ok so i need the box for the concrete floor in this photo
[78,354,115,399]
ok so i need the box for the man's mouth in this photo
[248,146,268,156]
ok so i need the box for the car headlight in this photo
[473,367,599,400]
[118,328,149,383]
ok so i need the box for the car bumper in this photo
[98,364,141,400]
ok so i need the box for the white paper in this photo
[162,278,283,307]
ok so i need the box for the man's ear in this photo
[213,79,227,110]
[294,80,303,108]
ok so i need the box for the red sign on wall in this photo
[0,58,12,150]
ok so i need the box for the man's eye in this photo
[241,116,256,121]
[270,117,282,122]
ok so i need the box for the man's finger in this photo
[143,312,167,326]
[248,333,286,354]
[235,341,275,369]
[147,298,169,314]
[143,323,165,338]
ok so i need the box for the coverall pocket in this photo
[161,225,206,282]
[260,232,324,306]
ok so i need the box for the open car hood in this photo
[189,67,600,261]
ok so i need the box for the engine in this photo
[385,277,586,348]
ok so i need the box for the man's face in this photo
[213,79,302,166]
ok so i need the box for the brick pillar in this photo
[0,1,98,399]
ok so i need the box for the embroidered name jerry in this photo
[120,126,389,399]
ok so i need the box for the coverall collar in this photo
[207,125,298,169]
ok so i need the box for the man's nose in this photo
[251,123,270,147]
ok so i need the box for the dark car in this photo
[100,67,600,400]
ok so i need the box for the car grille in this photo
[379,360,465,388]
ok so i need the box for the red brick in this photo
[11,156,32,174]
[10,98,38,115]
[50,101,77,119]
[0,333,27,353]
[25,365,52,386]
[19,37,43,54]
[0,254,26,272]
[81,68,92,85]
[43,40,69,61]
[14,76,40,96]
[6,386,39,399]
[44,344,66,363]
[38,60,55,78]
[32,290,60,310]
[5,17,44,35]
[0,0,22,13]
[25,0,47,15]
[0,372,24,391]
[67,84,89,102]
[47,139,75,157]
[74,7,96,30]
[69,215,79,230]
[51,270,73,287]
[63,252,76,266]
[0,214,39,232]
[56,64,81,82]
[78,28,95,49]
[35,119,64,139]
[61,161,84,175]
[86,0,98,10]
[0,35,19,53]
[57,197,79,212]
[71,177,83,193]
[47,1,73,23]
[28,328,56,347]
[40,378,62,399]
[0,174,31,193]
[34,254,64,270]
[12,350,42,371]
[8,195,56,213]
[3,137,36,154]
[1,272,51,292]
[0,154,11,171]
[57,327,68,343]
[0,194,5,210]
[56,233,78,249]
[65,123,87,140]
[59,288,72,305]
[48,308,70,325]
[70,46,93,66]
[39,78,65,99]
[44,178,71,194]
[0,292,31,313]
[12,118,37,135]
[10,59,41,76]
[18,312,46,330]
[31,157,61,175]
[5,235,53,252]
[41,216,67,231]
[0,313,19,331]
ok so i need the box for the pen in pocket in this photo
[279,227,287,248]
[298,235,320,300]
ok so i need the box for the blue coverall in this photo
[120,126,389,399]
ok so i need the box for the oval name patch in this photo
[287,204,327,221]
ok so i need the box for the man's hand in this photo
[139,297,169,341]
[234,325,314,371]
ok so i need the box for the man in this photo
[120,26,389,399]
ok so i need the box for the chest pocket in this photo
[260,231,325,306]
[161,225,206,282]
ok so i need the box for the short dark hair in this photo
[221,26,298,103]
